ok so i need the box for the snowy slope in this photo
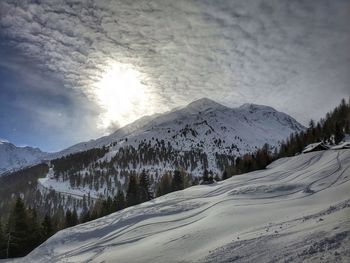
[53,98,304,158]
[0,140,48,175]
[22,149,350,263]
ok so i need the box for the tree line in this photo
[219,97,349,180]
[0,168,193,259]
[79,168,193,222]
[277,97,349,158]
[0,198,54,258]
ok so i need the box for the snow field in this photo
[21,149,350,263]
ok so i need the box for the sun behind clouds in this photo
[94,62,151,130]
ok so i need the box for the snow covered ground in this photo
[19,149,350,262]
[38,168,102,200]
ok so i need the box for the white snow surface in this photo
[331,142,350,150]
[38,168,97,200]
[21,149,350,263]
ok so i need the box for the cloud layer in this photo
[0,0,349,150]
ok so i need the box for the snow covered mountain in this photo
[21,149,350,263]
[54,98,304,158]
[34,98,305,203]
[0,140,48,175]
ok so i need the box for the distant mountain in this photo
[0,140,48,174]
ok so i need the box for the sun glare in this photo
[94,63,150,130]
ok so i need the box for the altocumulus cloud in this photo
[0,0,349,149]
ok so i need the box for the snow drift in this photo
[20,149,350,262]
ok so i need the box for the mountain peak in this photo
[185,98,225,112]
[0,139,9,144]
[0,141,48,175]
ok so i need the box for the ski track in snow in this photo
[18,149,350,263]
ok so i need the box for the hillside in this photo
[21,149,350,262]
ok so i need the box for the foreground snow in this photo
[22,150,350,262]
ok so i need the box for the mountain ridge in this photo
[52,98,305,158]
[0,98,305,174]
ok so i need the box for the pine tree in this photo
[65,210,77,228]
[114,190,125,211]
[334,122,344,144]
[71,209,78,226]
[181,170,192,188]
[41,214,53,241]
[172,170,184,191]
[89,202,100,220]
[6,197,29,257]
[80,211,91,223]
[27,208,41,251]
[156,173,172,197]
[222,170,229,180]
[101,197,114,216]
[202,169,209,182]
[0,221,5,258]
[309,119,315,129]
[345,122,350,134]
[126,175,139,206]
[139,170,152,202]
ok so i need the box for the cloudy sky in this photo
[0,0,349,152]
